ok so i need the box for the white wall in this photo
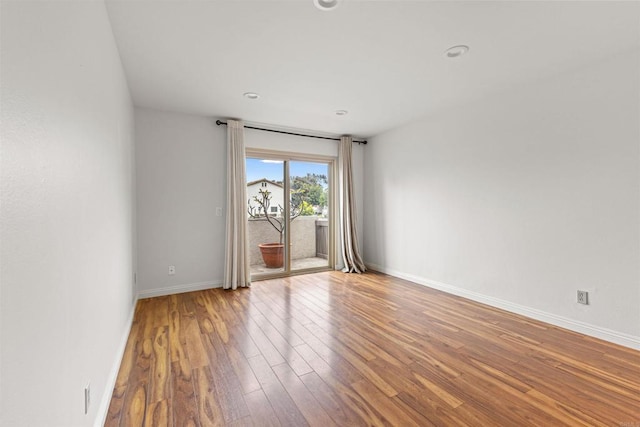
[0,2,136,426]
[135,108,226,297]
[134,111,365,295]
[363,50,640,348]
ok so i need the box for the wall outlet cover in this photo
[577,290,589,305]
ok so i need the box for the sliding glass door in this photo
[246,156,286,275]
[289,161,330,273]
[246,151,334,279]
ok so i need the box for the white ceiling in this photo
[105,1,640,138]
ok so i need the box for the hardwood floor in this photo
[105,271,640,426]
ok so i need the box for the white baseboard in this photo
[94,302,136,427]
[366,263,640,350]
[137,280,223,299]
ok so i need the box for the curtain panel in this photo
[223,119,251,289]
[339,136,366,273]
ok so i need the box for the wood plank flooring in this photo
[105,271,640,426]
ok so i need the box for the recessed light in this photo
[444,45,469,58]
[243,92,260,99]
[314,0,339,11]
[335,110,348,116]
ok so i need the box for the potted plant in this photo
[248,188,306,268]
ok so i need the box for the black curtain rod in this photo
[215,120,367,145]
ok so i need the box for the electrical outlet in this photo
[216,207,223,217]
[168,265,176,275]
[84,383,90,414]
[577,290,589,305]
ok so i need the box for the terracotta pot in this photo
[258,243,284,268]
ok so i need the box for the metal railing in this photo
[315,219,329,259]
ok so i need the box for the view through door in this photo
[246,154,332,279]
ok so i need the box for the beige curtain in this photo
[339,136,366,273]
[224,119,251,289]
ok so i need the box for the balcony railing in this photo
[248,216,329,270]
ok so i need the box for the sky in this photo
[246,158,329,183]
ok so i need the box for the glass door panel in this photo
[246,157,286,276]
[289,161,330,272]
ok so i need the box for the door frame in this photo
[246,148,337,280]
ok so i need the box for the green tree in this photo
[291,173,327,209]
[299,200,315,216]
